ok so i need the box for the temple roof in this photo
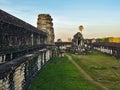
[73,32,83,39]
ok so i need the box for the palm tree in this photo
[79,25,84,32]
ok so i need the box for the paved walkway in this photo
[66,54,109,90]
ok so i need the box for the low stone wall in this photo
[93,42,120,58]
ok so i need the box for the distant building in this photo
[109,37,120,43]
[96,37,120,43]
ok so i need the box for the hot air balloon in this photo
[79,25,84,32]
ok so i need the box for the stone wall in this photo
[37,14,55,44]
[0,9,53,90]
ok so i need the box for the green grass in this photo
[70,51,120,90]
[28,56,100,90]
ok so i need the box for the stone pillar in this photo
[37,14,55,44]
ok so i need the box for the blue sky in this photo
[0,0,120,41]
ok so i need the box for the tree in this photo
[68,38,72,42]
[103,38,109,42]
[57,38,62,42]
[79,25,84,32]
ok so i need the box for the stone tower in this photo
[37,14,55,44]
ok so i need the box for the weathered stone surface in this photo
[37,14,55,44]
[0,10,53,90]
[72,32,84,54]
[0,9,48,54]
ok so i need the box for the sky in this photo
[0,0,120,41]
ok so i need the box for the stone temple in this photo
[72,32,84,54]
[37,14,55,44]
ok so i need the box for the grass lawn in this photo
[28,56,100,90]
[70,51,120,90]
